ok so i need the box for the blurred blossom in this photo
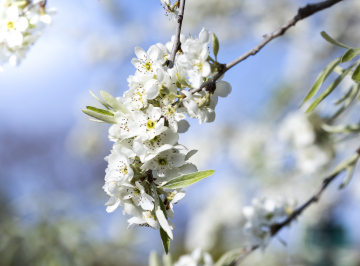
[185,184,243,251]
[279,111,334,174]
[242,197,297,249]
[174,248,213,266]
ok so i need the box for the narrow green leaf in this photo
[331,84,360,120]
[160,228,170,254]
[89,89,111,109]
[321,31,351,49]
[212,33,219,61]
[339,164,357,189]
[149,251,160,266]
[341,48,359,63]
[82,109,116,124]
[329,153,360,177]
[351,64,360,83]
[88,118,105,123]
[322,123,360,134]
[86,106,114,116]
[306,64,355,113]
[100,90,129,113]
[152,184,173,240]
[334,85,356,105]
[214,248,246,266]
[302,57,341,105]
[161,170,215,189]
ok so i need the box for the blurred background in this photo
[1,0,360,265]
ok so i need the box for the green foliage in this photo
[82,107,116,124]
[351,63,360,83]
[302,57,341,105]
[160,170,215,189]
[303,32,360,114]
[341,48,360,63]
[306,63,355,113]
[212,33,219,61]
[214,248,246,266]
[321,31,350,49]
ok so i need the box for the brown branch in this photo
[167,0,186,69]
[233,148,360,265]
[190,0,343,94]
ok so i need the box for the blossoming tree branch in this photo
[0,0,54,70]
[80,0,360,262]
[6,0,360,264]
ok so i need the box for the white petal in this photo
[199,28,210,43]
[177,120,190,133]
[148,45,161,61]
[140,194,154,211]
[16,17,29,32]
[215,81,232,98]
[146,83,159,99]
[171,153,185,167]
[134,46,146,60]
[180,163,198,175]
[7,5,19,21]
[201,61,211,77]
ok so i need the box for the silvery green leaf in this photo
[352,64,360,83]
[160,228,170,255]
[302,57,341,105]
[306,63,355,113]
[339,164,357,189]
[82,108,116,124]
[321,31,351,49]
[86,106,114,116]
[329,153,360,177]
[331,84,360,119]
[100,90,128,113]
[162,254,173,266]
[214,249,246,266]
[89,89,111,109]
[341,48,360,63]
[88,118,105,123]
[152,184,173,241]
[322,123,360,134]
[212,33,219,61]
[161,170,215,189]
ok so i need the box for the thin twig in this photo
[233,147,360,265]
[167,0,186,69]
[190,0,343,94]
[23,0,47,13]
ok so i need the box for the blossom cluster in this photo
[160,0,179,20]
[0,0,54,70]
[174,249,213,266]
[84,28,231,236]
[242,197,297,248]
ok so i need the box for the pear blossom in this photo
[84,27,231,236]
[242,198,297,248]
[131,45,162,75]
[174,249,214,266]
[0,1,54,69]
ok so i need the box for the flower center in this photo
[158,157,167,166]
[146,119,156,130]
[151,135,160,143]
[166,106,175,116]
[7,21,15,30]
[121,166,128,175]
[143,61,152,72]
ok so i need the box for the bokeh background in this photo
[1,0,360,265]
